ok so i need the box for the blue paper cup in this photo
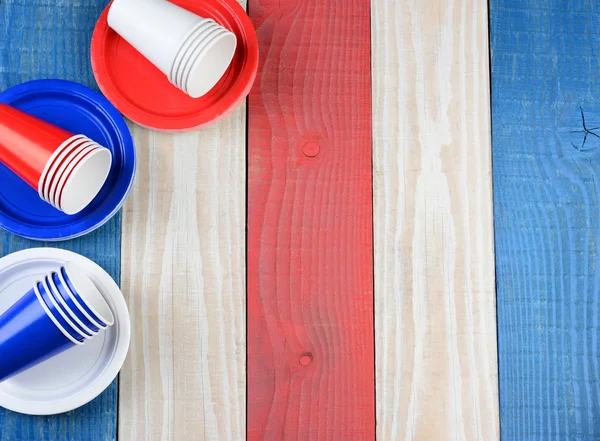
[0,283,81,382]
[44,275,95,338]
[50,271,100,334]
[61,264,114,328]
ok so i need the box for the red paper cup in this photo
[0,104,76,191]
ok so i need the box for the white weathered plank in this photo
[372,0,499,439]
[119,104,246,441]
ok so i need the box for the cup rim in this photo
[33,282,83,345]
[38,135,87,201]
[63,262,115,326]
[58,147,112,215]
[183,31,237,98]
[43,139,96,203]
[176,27,230,91]
[51,143,101,209]
[49,272,99,336]
[40,277,92,340]
[168,18,218,83]
[57,267,106,330]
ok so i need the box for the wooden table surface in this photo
[0,0,597,440]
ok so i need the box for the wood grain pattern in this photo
[0,0,119,440]
[247,0,374,439]
[119,107,247,440]
[490,1,600,439]
[372,0,499,439]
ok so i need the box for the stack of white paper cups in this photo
[108,0,237,98]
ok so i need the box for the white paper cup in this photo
[38,134,85,202]
[173,25,229,89]
[169,19,217,84]
[108,0,210,77]
[58,147,112,215]
[51,143,100,208]
[182,30,237,98]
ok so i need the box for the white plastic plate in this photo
[0,248,130,415]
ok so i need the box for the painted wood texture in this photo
[490,1,600,439]
[0,0,120,440]
[118,114,247,437]
[372,0,499,440]
[247,0,375,439]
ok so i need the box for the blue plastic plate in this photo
[0,79,136,240]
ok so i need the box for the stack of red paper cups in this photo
[0,104,112,215]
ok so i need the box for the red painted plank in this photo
[247,0,374,439]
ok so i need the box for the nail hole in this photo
[302,142,320,158]
[299,353,313,366]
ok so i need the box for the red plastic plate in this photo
[91,0,258,131]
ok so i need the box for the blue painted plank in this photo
[490,0,600,440]
[0,0,119,440]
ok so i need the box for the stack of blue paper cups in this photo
[0,263,114,382]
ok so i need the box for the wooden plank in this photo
[371,0,499,439]
[0,0,119,440]
[490,1,600,439]
[246,0,374,439]
[118,113,247,438]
